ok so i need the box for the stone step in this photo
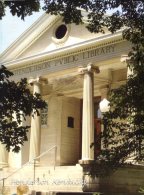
[1,165,84,195]
[35,192,103,195]
[54,192,102,195]
[34,192,136,195]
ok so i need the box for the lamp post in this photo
[99,98,110,135]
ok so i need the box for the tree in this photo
[0,0,40,20]
[97,29,144,173]
[1,0,144,171]
[0,65,46,152]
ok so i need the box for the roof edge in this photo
[0,13,60,62]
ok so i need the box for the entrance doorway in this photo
[94,97,101,159]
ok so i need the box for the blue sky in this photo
[0,8,44,54]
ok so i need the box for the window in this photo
[41,104,48,126]
[67,116,74,128]
[52,23,70,44]
[55,24,67,39]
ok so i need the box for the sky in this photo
[0,8,44,54]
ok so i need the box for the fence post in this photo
[2,178,5,195]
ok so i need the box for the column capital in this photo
[78,63,100,75]
[28,77,48,85]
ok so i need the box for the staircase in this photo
[3,165,83,194]
[0,150,84,195]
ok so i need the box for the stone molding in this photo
[9,39,130,81]
[0,14,60,62]
[78,63,100,75]
[28,77,48,86]
[5,32,124,69]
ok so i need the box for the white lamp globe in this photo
[99,98,110,113]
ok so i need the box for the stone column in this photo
[78,63,100,192]
[78,63,100,161]
[0,143,8,168]
[29,77,46,163]
[9,112,23,168]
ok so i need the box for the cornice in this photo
[0,13,60,62]
[15,16,61,59]
[4,30,124,70]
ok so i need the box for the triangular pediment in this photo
[18,18,104,60]
[0,13,116,64]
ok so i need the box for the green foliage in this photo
[139,187,144,194]
[42,0,144,34]
[93,28,144,174]
[0,0,40,20]
[93,192,103,195]
[0,1,5,19]
[0,65,46,152]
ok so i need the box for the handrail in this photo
[33,145,57,181]
[0,145,57,187]
[34,145,57,161]
[0,161,31,181]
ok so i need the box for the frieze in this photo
[12,43,128,78]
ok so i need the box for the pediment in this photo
[0,13,113,64]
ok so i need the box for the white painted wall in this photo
[40,96,62,166]
[60,97,81,165]
[40,96,81,166]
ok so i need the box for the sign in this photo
[12,43,124,78]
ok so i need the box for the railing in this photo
[33,145,57,181]
[0,145,57,189]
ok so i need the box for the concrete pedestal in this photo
[79,160,100,192]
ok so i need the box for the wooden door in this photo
[94,118,101,159]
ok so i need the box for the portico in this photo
[1,68,126,168]
[0,43,128,168]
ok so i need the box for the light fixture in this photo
[99,98,110,113]
[120,55,130,63]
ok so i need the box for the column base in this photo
[0,162,8,169]
[79,159,95,176]
[79,159,94,165]
[79,159,100,192]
